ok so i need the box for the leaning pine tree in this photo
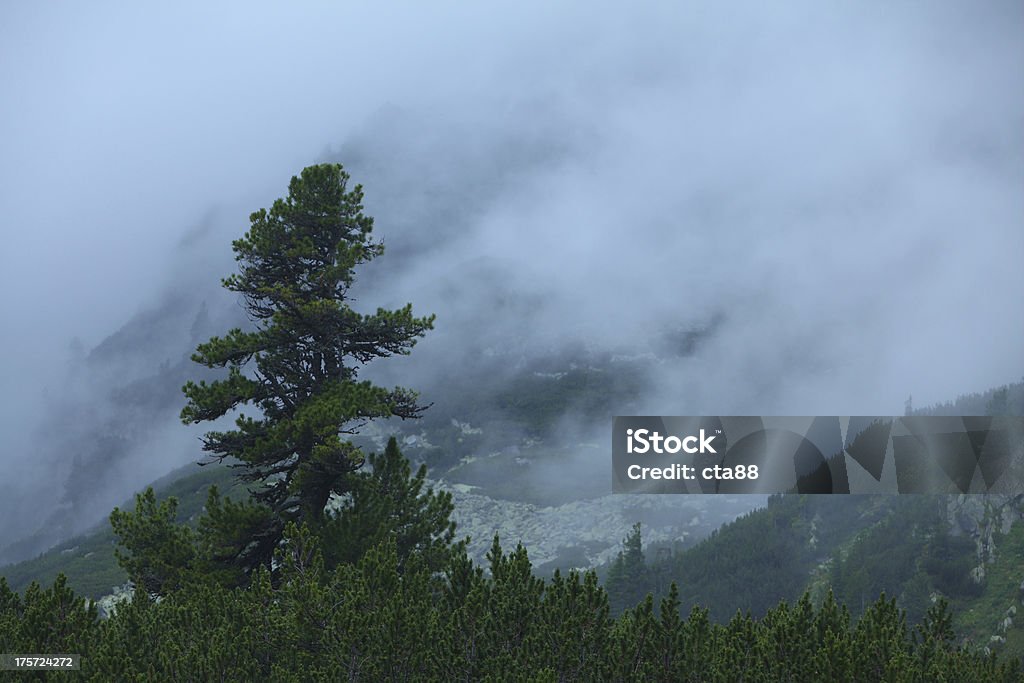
[181,163,435,581]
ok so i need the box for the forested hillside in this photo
[2,164,1021,679]
[5,0,1023,676]
[601,492,1024,660]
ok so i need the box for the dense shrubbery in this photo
[2,530,1020,681]
[604,495,844,619]
[2,453,1021,681]
[604,494,993,631]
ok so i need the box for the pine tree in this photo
[986,387,1010,416]
[180,163,435,578]
[109,487,198,597]
[319,436,460,574]
[605,522,648,613]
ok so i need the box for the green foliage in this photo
[0,463,242,600]
[605,522,650,614]
[180,163,435,577]
[827,496,986,624]
[2,538,1022,680]
[922,523,981,597]
[606,494,987,632]
[106,440,459,599]
[0,574,98,663]
[493,362,647,438]
[7,161,1023,677]
[899,570,933,625]
[319,436,461,574]
[634,495,819,622]
[109,488,197,597]
[954,519,1024,658]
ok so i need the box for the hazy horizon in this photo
[2,2,1021,558]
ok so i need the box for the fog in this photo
[1,2,1022,561]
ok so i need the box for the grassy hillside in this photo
[605,492,1024,659]
[955,520,1024,652]
[606,495,898,620]
[0,463,243,599]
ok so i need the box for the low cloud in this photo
[1,1,1021,559]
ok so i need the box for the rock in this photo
[434,479,723,569]
[956,512,979,535]
[95,583,134,619]
[451,419,483,435]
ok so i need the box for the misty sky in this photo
[2,2,1022,492]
